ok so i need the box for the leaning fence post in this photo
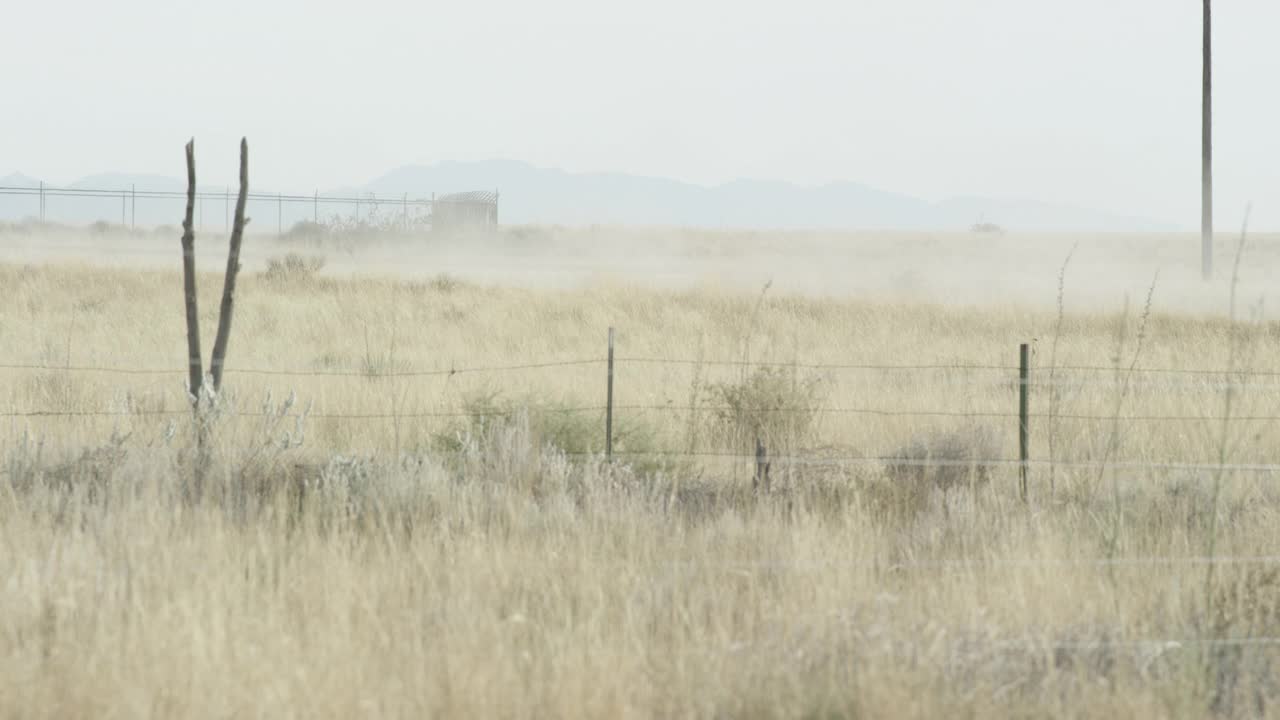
[606,327,615,462]
[1019,342,1030,503]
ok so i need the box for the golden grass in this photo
[3,247,1280,717]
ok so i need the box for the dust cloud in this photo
[3,224,1275,318]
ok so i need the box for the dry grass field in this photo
[4,226,1280,717]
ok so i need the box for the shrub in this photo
[282,220,328,240]
[433,391,671,476]
[707,366,824,453]
[428,273,462,293]
[885,426,1000,493]
[262,253,326,283]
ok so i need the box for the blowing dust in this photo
[2,223,1275,317]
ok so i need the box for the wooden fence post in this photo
[606,327,615,462]
[277,192,283,235]
[38,181,44,223]
[1019,342,1030,503]
[131,184,136,230]
[754,438,771,493]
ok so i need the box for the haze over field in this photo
[8,2,1280,718]
[3,0,1280,230]
[2,225,1277,319]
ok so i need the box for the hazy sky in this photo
[4,0,1278,229]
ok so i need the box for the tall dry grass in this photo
[2,252,1280,717]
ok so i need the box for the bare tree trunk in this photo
[1202,0,1213,280]
[181,140,203,406]
[209,138,249,392]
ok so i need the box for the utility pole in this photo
[1201,0,1213,280]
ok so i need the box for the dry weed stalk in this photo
[1201,205,1252,703]
[1096,273,1158,560]
[1046,241,1078,497]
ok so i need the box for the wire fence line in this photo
[620,356,1280,378]
[9,405,1280,474]
[0,359,603,378]
[0,185,434,206]
[586,451,1280,474]
[9,351,1280,428]
[7,342,1280,654]
[1011,637,1280,650]
[9,436,1274,485]
[10,359,1280,395]
[692,632,1280,656]
[360,555,1280,576]
[586,557,1280,579]
[920,637,1280,651]
[7,341,1280,458]
[0,183,436,233]
[13,404,1280,425]
[4,356,1280,380]
[0,406,602,420]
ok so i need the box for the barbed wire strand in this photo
[7,359,1280,385]
[0,359,602,378]
[13,402,1280,425]
[6,354,1280,382]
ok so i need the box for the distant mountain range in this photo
[0,161,1173,232]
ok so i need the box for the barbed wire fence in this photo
[6,336,1280,471]
[7,331,1280,652]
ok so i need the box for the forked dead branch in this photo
[179,137,249,413]
[174,138,251,498]
[210,139,250,392]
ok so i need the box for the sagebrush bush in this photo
[432,391,671,475]
[707,366,825,453]
[282,220,328,240]
[885,426,1000,493]
[428,273,462,293]
[262,252,326,283]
